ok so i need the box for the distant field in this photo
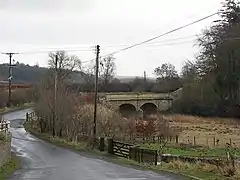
[166,114,240,148]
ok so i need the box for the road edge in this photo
[0,104,33,116]
[24,123,202,180]
[0,153,21,180]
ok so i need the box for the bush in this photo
[74,104,127,138]
[0,89,33,108]
[0,132,7,141]
[136,114,180,138]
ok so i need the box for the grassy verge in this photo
[24,122,100,154]
[141,143,240,157]
[0,103,34,115]
[0,154,20,180]
[24,122,238,180]
[113,158,229,180]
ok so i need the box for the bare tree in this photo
[35,51,81,136]
[48,51,81,82]
[99,55,116,90]
[81,62,95,92]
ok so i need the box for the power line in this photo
[8,12,217,58]
[19,49,93,55]
[1,13,217,67]
[143,40,196,48]
[102,34,202,48]
[99,12,218,58]
[83,40,197,64]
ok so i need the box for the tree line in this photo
[28,0,240,119]
[77,0,240,118]
[172,0,240,118]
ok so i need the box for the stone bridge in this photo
[100,88,182,117]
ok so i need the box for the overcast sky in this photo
[0,0,222,77]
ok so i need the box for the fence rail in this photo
[108,138,158,165]
[0,121,10,132]
[107,138,231,166]
[108,139,133,158]
[131,134,235,149]
[26,112,36,122]
[130,147,158,165]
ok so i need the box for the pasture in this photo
[165,114,240,148]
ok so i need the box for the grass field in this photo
[141,143,240,157]
[164,114,240,148]
[0,103,33,115]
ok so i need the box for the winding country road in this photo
[3,109,183,180]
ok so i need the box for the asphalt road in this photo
[3,109,183,180]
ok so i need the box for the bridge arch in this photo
[118,103,137,118]
[140,103,158,118]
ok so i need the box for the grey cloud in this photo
[0,0,93,13]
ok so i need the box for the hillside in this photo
[0,63,86,84]
[0,63,155,85]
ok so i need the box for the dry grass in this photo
[165,114,240,148]
[162,160,240,180]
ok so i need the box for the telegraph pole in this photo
[53,54,58,137]
[93,45,100,143]
[2,52,18,107]
[143,71,147,83]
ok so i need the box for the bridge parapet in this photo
[105,92,172,101]
[100,88,182,114]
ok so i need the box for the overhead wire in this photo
[102,34,202,48]
[3,12,217,65]
[18,48,94,55]
[98,12,218,58]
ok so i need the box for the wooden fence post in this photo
[229,139,232,146]
[154,150,158,165]
[99,137,105,152]
[140,148,143,163]
[4,122,7,132]
[26,113,29,122]
[108,138,114,154]
[193,136,196,146]
[130,147,138,162]
[129,147,133,160]
[175,135,178,144]
[213,137,216,146]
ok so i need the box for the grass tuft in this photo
[0,154,20,180]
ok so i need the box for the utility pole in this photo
[93,45,100,143]
[2,52,18,107]
[143,71,147,83]
[53,54,58,137]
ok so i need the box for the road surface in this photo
[3,109,183,180]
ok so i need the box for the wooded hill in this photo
[0,63,86,84]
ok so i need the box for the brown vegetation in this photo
[165,114,240,148]
[0,89,34,108]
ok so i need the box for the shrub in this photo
[0,132,7,141]
[136,114,180,138]
[75,104,126,138]
[0,89,33,108]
